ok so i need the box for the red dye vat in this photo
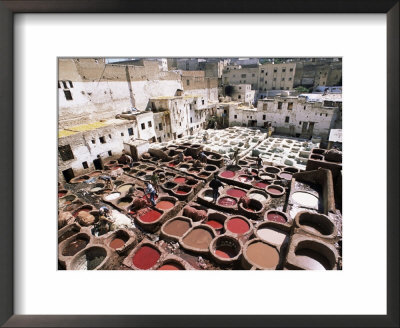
[132,245,160,269]
[226,188,246,198]
[254,182,268,188]
[155,201,174,210]
[58,191,67,198]
[280,172,293,180]
[215,246,237,259]
[110,238,125,249]
[140,210,162,223]
[267,186,283,195]
[227,218,250,234]
[238,175,252,182]
[206,220,223,230]
[158,263,182,270]
[218,197,237,206]
[267,212,287,223]
[168,163,176,167]
[220,170,235,178]
[174,177,186,184]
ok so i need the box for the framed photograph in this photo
[0,1,398,327]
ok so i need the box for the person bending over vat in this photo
[199,151,207,164]
[95,206,114,235]
[193,159,202,169]
[209,174,225,203]
[144,182,157,207]
[151,172,160,193]
[99,175,114,190]
[118,150,133,167]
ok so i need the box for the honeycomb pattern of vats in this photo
[58,139,342,270]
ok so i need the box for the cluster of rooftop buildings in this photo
[58,58,341,183]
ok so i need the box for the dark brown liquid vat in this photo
[295,248,330,270]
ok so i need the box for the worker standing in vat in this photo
[118,150,133,167]
[127,186,136,197]
[99,175,114,190]
[209,173,224,203]
[199,151,207,164]
[256,155,262,176]
[233,148,239,166]
[144,182,157,206]
[151,172,159,193]
[178,152,184,163]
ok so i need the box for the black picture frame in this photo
[0,1,398,327]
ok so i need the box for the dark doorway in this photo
[93,158,103,170]
[62,168,74,182]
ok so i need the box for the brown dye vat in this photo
[58,190,67,198]
[297,212,334,236]
[204,165,217,172]
[295,248,330,270]
[164,219,191,237]
[311,154,324,160]
[246,241,279,268]
[118,197,133,208]
[58,226,80,243]
[182,228,213,250]
[109,238,126,250]
[73,207,92,217]
[62,237,89,256]
[59,195,76,206]
[312,148,326,155]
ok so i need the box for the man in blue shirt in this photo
[144,182,157,206]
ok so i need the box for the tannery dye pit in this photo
[59,127,342,271]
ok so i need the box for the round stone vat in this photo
[60,233,90,257]
[58,189,68,198]
[283,167,299,173]
[252,180,270,189]
[117,183,133,193]
[155,197,176,211]
[161,217,193,241]
[146,167,156,172]
[293,240,336,270]
[217,196,237,207]
[240,198,263,213]
[295,211,336,238]
[179,164,190,170]
[265,210,288,224]
[210,235,242,265]
[201,188,214,202]
[188,168,201,174]
[204,212,227,233]
[90,183,105,193]
[163,181,177,190]
[108,230,130,250]
[137,164,147,169]
[167,161,177,167]
[70,175,90,184]
[131,244,161,270]
[59,195,76,207]
[180,225,216,254]
[265,166,281,174]
[219,170,236,179]
[58,223,81,243]
[173,176,187,184]
[136,171,146,177]
[226,187,247,198]
[63,200,83,212]
[310,154,324,160]
[157,260,185,270]
[114,180,124,186]
[185,179,198,186]
[291,191,319,209]
[224,216,252,236]
[278,171,293,180]
[117,196,133,209]
[174,185,191,195]
[138,208,163,223]
[238,175,253,183]
[259,173,276,180]
[248,190,270,204]
[103,192,121,202]
[69,246,108,270]
[204,165,217,172]
[199,171,211,178]
[255,222,289,248]
[242,239,280,270]
[312,148,326,155]
[130,161,140,167]
[266,185,285,197]
[73,205,94,217]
